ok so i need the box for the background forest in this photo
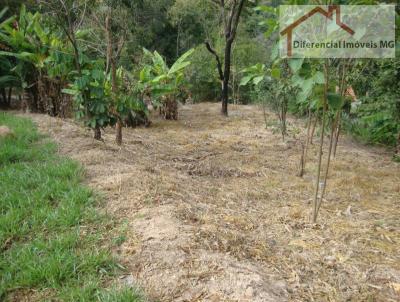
[0,0,398,151]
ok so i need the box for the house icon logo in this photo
[280,5,355,57]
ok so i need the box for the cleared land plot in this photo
[26,103,400,302]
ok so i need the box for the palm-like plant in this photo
[139,48,194,119]
[0,5,73,114]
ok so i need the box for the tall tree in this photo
[104,4,126,145]
[205,0,247,116]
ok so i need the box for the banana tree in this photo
[0,5,72,114]
[0,7,19,108]
[139,48,194,120]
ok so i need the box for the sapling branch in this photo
[312,59,329,223]
[317,62,347,215]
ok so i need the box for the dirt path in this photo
[27,103,400,301]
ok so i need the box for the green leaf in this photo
[254,6,276,14]
[327,93,343,110]
[271,67,281,79]
[139,66,151,82]
[312,84,325,98]
[312,71,325,84]
[240,75,253,86]
[168,48,194,75]
[291,74,304,87]
[152,51,168,74]
[270,43,279,61]
[298,62,312,78]
[89,119,97,129]
[151,74,168,83]
[75,29,91,39]
[252,76,264,85]
[0,75,19,87]
[0,7,8,20]
[288,58,304,74]
[301,78,314,95]
[19,5,26,30]
[92,69,103,81]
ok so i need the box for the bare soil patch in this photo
[26,103,400,301]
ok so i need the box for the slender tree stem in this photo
[317,62,347,214]
[312,60,329,223]
[317,112,338,213]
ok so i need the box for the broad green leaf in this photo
[240,75,253,86]
[19,5,26,30]
[291,74,303,87]
[0,16,16,28]
[142,47,153,59]
[75,29,91,39]
[312,84,325,98]
[0,7,8,20]
[91,69,103,81]
[301,78,314,95]
[0,50,35,62]
[151,74,168,83]
[168,48,194,75]
[252,76,264,85]
[297,89,310,103]
[312,71,325,84]
[254,6,276,13]
[288,58,304,74]
[327,93,344,110]
[271,67,281,79]
[299,62,312,78]
[152,51,168,74]
[0,75,19,87]
[270,43,279,61]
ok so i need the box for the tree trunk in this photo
[7,87,12,107]
[105,12,112,74]
[115,120,122,145]
[0,88,7,108]
[262,101,268,129]
[221,41,232,116]
[298,142,305,177]
[94,126,101,140]
[309,114,318,144]
[317,112,339,214]
[112,57,123,145]
[333,119,341,158]
[396,130,400,156]
[312,60,329,223]
[205,0,246,117]
[303,108,313,168]
[106,9,123,145]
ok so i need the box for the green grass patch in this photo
[0,113,143,302]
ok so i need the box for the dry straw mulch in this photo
[27,103,400,302]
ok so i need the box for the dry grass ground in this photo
[26,103,400,302]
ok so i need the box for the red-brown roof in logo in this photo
[280,5,355,57]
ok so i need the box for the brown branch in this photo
[226,0,237,38]
[228,0,246,42]
[115,36,125,59]
[205,41,224,81]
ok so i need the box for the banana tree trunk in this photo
[0,88,7,108]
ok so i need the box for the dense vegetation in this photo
[0,1,398,148]
[0,113,143,301]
